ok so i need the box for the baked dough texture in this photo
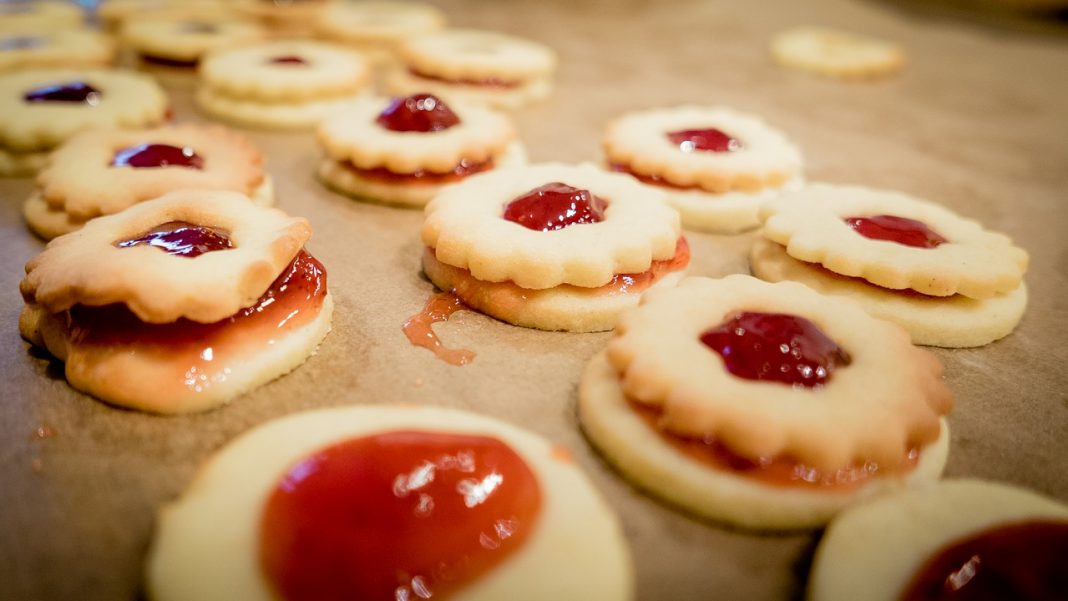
[771,26,905,79]
[121,17,267,64]
[146,405,635,600]
[0,1,84,33]
[808,479,1068,601]
[0,30,116,71]
[314,1,446,62]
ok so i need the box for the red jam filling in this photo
[700,312,851,388]
[115,221,232,258]
[901,520,1068,601]
[111,144,204,170]
[845,215,947,249]
[1,35,43,51]
[376,93,460,133]
[270,55,308,65]
[343,157,493,185]
[667,128,742,153]
[260,431,541,601]
[503,182,607,232]
[630,401,919,490]
[402,292,475,366]
[409,68,520,89]
[23,82,101,104]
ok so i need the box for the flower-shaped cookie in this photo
[580,275,953,529]
[318,93,524,207]
[19,190,332,413]
[314,1,446,63]
[147,405,634,600]
[387,29,556,110]
[0,30,116,71]
[196,40,370,130]
[121,17,267,65]
[603,106,804,233]
[421,163,686,332]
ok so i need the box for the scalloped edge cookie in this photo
[195,87,366,130]
[314,1,445,62]
[771,26,904,80]
[760,183,1029,299]
[145,405,634,600]
[580,350,949,529]
[122,17,267,64]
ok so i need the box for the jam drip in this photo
[116,221,232,258]
[700,312,851,388]
[24,82,101,104]
[111,144,204,169]
[667,128,742,153]
[901,520,1068,601]
[503,182,607,232]
[344,157,492,185]
[260,431,541,601]
[402,292,475,366]
[376,93,460,133]
[270,55,308,65]
[845,215,947,249]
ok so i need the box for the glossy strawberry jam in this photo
[343,157,492,185]
[270,55,308,65]
[111,144,203,169]
[260,431,542,601]
[700,312,851,388]
[116,221,231,258]
[901,520,1068,601]
[376,93,460,133]
[503,182,607,231]
[845,215,947,249]
[667,128,742,153]
[23,82,101,104]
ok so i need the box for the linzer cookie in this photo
[421,163,688,332]
[98,0,240,32]
[146,405,634,601]
[19,190,332,413]
[26,124,272,239]
[122,17,267,66]
[0,68,168,177]
[0,1,83,33]
[579,275,953,530]
[752,184,1029,347]
[809,480,1068,601]
[234,0,334,36]
[0,30,116,72]
[771,26,904,80]
[314,1,446,64]
[196,40,370,130]
[386,29,556,110]
[603,106,804,233]
[318,93,525,208]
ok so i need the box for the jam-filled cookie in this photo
[146,405,634,600]
[752,184,1029,347]
[19,190,332,414]
[122,17,267,66]
[26,124,272,240]
[318,93,525,208]
[234,0,334,36]
[579,275,953,530]
[603,106,804,234]
[421,163,688,332]
[771,26,905,80]
[0,68,168,177]
[386,29,556,110]
[314,1,446,64]
[0,1,84,33]
[196,40,371,130]
[0,30,116,72]
[809,479,1068,601]
[98,0,240,32]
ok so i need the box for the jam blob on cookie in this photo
[502,182,606,231]
[376,92,460,132]
[667,128,743,153]
[145,406,634,600]
[23,81,102,104]
[111,143,204,170]
[115,221,232,257]
[845,215,947,249]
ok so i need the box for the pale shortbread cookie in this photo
[424,163,680,290]
[146,405,634,600]
[24,176,276,240]
[37,124,266,221]
[388,29,556,109]
[808,480,1068,601]
[98,0,240,31]
[761,184,1029,299]
[0,1,83,33]
[750,238,1028,348]
[651,175,804,234]
[607,275,953,472]
[234,0,334,36]
[0,68,168,155]
[580,351,949,530]
[122,18,267,65]
[0,145,47,177]
[603,106,803,195]
[319,141,527,208]
[195,87,365,130]
[0,30,116,71]
[314,1,445,62]
[21,190,310,324]
[771,26,904,80]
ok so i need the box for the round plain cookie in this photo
[579,350,949,530]
[749,237,1028,348]
[771,26,904,80]
[0,30,116,71]
[145,405,635,600]
[808,479,1068,601]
